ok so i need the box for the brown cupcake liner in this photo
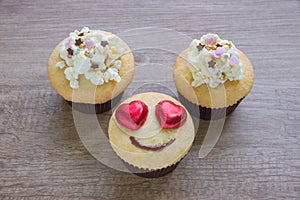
[178,92,244,120]
[66,92,124,114]
[122,158,182,178]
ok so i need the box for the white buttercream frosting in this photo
[187,33,242,88]
[56,27,125,89]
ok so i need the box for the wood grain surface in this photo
[1,0,299,199]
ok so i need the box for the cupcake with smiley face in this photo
[108,92,195,178]
[47,27,135,113]
[173,33,254,120]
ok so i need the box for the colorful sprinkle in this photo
[91,64,99,69]
[79,43,86,48]
[67,48,73,56]
[205,46,215,51]
[230,55,239,65]
[74,49,80,56]
[85,40,94,50]
[205,37,214,45]
[84,50,90,57]
[75,38,83,46]
[215,47,226,55]
[220,72,226,80]
[101,41,108,47]
[196,43,205,51]
[208,60,216,68]
[210,47,226,58]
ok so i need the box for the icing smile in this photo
[129,136,175,151]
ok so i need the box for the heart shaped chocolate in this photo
[155,100,187,129]
[116,100,148,130]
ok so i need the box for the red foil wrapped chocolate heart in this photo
[155,100,187,129]
[116,100,148,130]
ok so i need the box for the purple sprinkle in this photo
[215,47,226,55]
[230,56,239,65]
[210,47,225,58]
[85,40,94,50]
[210,50,216,57]
[205,37,214,45]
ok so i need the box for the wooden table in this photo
[1,0,299,199]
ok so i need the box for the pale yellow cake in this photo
[108,92,195,170]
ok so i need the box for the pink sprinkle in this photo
[215,47,226,55]
[210,47,225,58]
[205,37,214,45]
[67,54,72,58]
[85,40,94,50]
[210,50,218,58]
[230,56,239,65]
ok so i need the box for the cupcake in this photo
[47,27,135,113]
[173,33,254,120]
[108,92,195,178]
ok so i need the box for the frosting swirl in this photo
[186,33,242,88]
[55,27,125,89]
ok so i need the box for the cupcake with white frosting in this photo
[47,27,135,113]
[173,33,254,120]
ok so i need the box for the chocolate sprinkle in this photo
[196,43,205,51]
[75,38,83,46]
[78,32,84,36]
[67,48,73,56]
[91,64,99,69]
[216,43,222,47]
[101,40,108,47]
[208,60,216,68]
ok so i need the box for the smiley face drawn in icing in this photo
[115,100,187,151]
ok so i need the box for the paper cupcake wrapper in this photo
[66,92,124,114]
[178,92,244,120]
[122,160,180,178]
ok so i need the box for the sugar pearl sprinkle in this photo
[187,33,243,88]
[56,27,125,89]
